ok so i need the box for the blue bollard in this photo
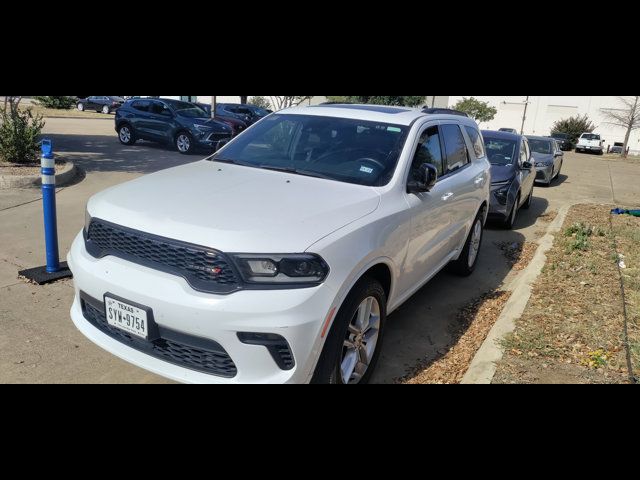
[41,139,60,273]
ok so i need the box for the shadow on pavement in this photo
[42,133,207,175]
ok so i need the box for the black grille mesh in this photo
[85,220,240,293]
[82,297,237,378]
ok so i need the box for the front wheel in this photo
[118,125,136,145]
[175,132,194,154]
[77,103,85,111]
[449,211,484,276]
[312,277,386,384]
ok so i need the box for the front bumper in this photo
[68,232,337,384]
[535,165,553,183]
[193,131,232,150]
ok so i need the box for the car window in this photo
[528,139,553,154]
[132,100,150,112]
[411,125,444,177]
[464,126,486,159]
[150,101,171,116]
[212,114,409,187]
[581,134,600,140]
[441,124,470,174]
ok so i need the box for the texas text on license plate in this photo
[105,296,148,339]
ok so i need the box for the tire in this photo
[175,132,194,154]
[77,103,85,111]
[311,277,386,384]
[503,194,520,230]
[102,105,110,114]
[449,210,485,276]
[117,124,136,146]
[522,188,533,209]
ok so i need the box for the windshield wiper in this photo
[258,165,334,180]
[211,157,253,167]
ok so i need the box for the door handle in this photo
[441,192,454,201]
[474,176,484,185]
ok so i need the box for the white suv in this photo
[68,104,491,384]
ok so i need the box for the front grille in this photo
[207,132,233,142]
[81,293,238,378]
[85,219,241,294]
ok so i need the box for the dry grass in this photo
[494,241,538,271]
[494,204,639,383]
[399,291,511,384]
[0,159,67,176]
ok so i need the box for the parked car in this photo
[483,130,535,228]
[576,133,605,155]
[77,96,125,114]
[550,132,574,151]
[610,142,625,154]
[218,103,271,125]
[115,98,233,154]
[526,136,564,186]
[499,128,518,134]
[69,104,491,384]
[195,103,249,136]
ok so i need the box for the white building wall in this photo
[446,96,640,154]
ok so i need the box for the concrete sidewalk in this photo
[1,119,639,383]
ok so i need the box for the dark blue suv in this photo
[115,98,233,154]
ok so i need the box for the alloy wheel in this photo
[340,296,381,384]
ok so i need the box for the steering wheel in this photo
[355,157,386,170]
[314,147,386,165]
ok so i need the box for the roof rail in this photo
[422,107,469,117]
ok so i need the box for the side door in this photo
[400,123,456,294]
[439,123,479,250]
[148,100,176,142]
[553,140,563,172]
[128,100,154,139]
[519,138,535,203]
[86,96,97,109]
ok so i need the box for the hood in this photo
[531,152,554,163]
[490,164,517,184]
[88,161,381,253]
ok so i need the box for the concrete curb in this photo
[0,161,77,189]
[461,204,572,384]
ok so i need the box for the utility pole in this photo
[211,96,217,119]
[520,96,530,134]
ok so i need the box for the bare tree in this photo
[602,96,640,158]
[269,96,313,111]
[1,96,22,115]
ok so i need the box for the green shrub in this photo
[552,115,596,145]
[0,108,46,164]
[33,96,77,109]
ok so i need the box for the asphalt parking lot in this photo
[1,117,639,383]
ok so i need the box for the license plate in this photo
[105,296,148,339]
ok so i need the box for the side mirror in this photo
[408,163,438,194]
[522,161,533,169]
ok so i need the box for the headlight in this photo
[193,124,212,133]
[231,253,329,285]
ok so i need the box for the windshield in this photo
[581,134,600,140]
[484,137,517,165]
[552,133,568,139]
[528,139,553,154]
[210,114,409,187]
